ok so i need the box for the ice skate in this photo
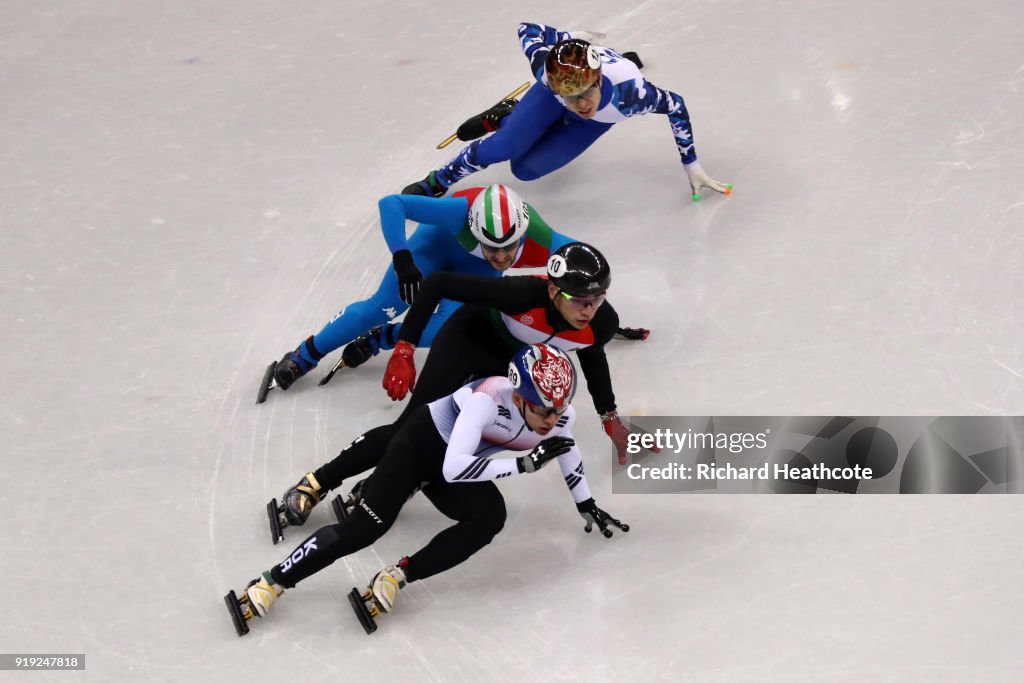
[401,171,447,198]
[347,562,407,635]
[223,572,284,637]
[455,98,518,141]
[434,81,529,149]
[342,324,396,369]
[319,324,396,386]
[331,478,367,523]
[267,472,325,545]
[256,337,322,404]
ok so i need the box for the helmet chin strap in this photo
[512,393,535,432]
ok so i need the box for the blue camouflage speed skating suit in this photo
[433,21,700,187]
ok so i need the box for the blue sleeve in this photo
[518,22,573,82]
[611,79,696,165]
[378,194,473,254]
[550,229,575,253]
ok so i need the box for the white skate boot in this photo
[245,573,284,617]
[224,571,284,636]
[370,564,407,614]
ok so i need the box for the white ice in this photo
[2,0,1023,681]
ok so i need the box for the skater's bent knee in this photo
[345,508,394,541]
[509,160,542,182]
[475,504,506,539]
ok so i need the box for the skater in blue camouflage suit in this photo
[404,22,731,202]
[262,184,575,397]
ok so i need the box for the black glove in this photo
[615,326,650,341]
[392,249,422,304]
[517,436,575,473]
[575,498,629,538]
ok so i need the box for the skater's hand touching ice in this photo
[576,498,629,538]
[602,411,660,465]
[684,161,731,201]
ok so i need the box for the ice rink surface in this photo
[2,0,1023,680]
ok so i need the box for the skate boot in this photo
[401,170,447,198]
[456,98,518,141]
[273,345,318,390]
[267,472,325,544]
[223,571,284,637]
[320,324,397,386]
[257,336,324,403]
[331,478,367,522]
[341,324,398,369]
[370,563,407,613]
[347,559,408,634]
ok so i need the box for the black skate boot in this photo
[319,324,397,386]
[257,336,324,403]
[331,478,367,522]
[456,98,518,141]
[401,170,447,198]
[342,324,398,369]
[266,472,325,544]
[273,337,322,390]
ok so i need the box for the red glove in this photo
[382,341,416,401]
[602,411,660,465]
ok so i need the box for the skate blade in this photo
[331,494,351,524]
[347,588,378,634]
[436,81,530,149]
[224,590,251,637]
[317,358,348,386]
[256,361,277,404]
[266,499,285,545]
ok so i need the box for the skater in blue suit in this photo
[258,184,575,401]
[404,22,730,202]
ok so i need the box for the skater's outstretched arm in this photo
[554,443,592,504]
[397,273,547,347]
[377,194,471,254]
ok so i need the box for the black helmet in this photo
[546,242,611,296]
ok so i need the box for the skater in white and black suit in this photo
[224,343,627,636]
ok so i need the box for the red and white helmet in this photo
[508,343,577,409]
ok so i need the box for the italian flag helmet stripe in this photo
[484,184,511,239]
[498,184,511,237]
[469,183,527,248]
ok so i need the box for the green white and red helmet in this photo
[469,184,530,249]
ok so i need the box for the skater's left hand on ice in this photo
[383,341,416,401]
[684,161,732,201]
[602,411,661,465]
[576,498,629,538]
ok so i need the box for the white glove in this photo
[571,29,607,43]
[684,161,732,201]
